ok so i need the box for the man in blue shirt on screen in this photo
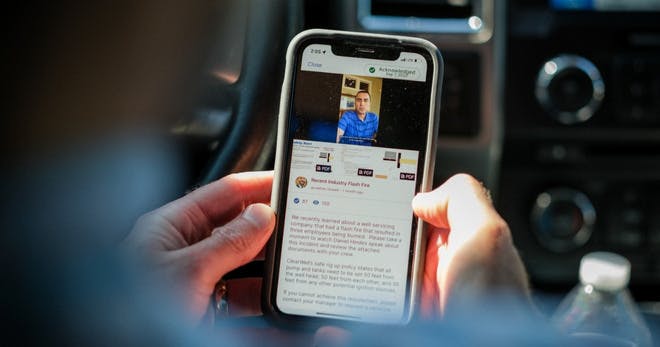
[336,90,379,146]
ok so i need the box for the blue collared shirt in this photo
[338,110,379,146]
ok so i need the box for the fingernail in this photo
[242,203,273,228]
[411,192,430,208]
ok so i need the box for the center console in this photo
[499,0,660,299]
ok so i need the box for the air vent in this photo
[358,0,492,41]
[371,0,473,19]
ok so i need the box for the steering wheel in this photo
[176,0,303,186]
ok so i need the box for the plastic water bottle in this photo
[551,252,652,347]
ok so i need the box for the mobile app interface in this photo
[277,43,430,323]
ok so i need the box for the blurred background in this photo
[3,0,660,344]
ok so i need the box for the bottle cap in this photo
[579,252,631,292]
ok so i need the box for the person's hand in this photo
[313,174,534,347]
[123,171,275,324]
[412,173,531,318]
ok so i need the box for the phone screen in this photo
[271,35,436,325]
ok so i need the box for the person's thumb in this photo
[185,203,275,285]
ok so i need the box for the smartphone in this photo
[263,29,442,327]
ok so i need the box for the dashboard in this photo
[501,0,660,302]
[5,0,660,343]
[112,0,660,321]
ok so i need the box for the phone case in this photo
[263,28,443,328]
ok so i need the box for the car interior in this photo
[174,0,660,337]
[5,0,660,344]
